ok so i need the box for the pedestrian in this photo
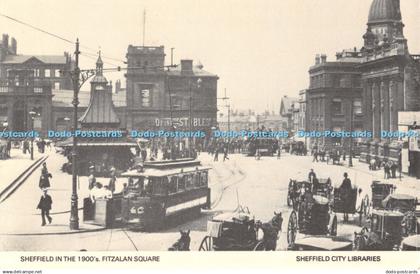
[88,166,96,190]
[308,168,317,183]
[277,143,282,159]
[390,161,397,178]
[214,145,219,161]
[384,161,390,179]
[141,148,147,162]
[223,144,229,161]
[39,163,52,189]
[37,189,53,226]
[339,172,352,222]
[108,167,117,193]
[312,150,318,162]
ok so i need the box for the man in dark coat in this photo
[37,189,52,226]
[339,172,352,222]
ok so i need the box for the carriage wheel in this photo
[330,215,338,236]
[253,241,265,251]
[199,236,213,251]
[287,211,298,246]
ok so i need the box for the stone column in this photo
[381,80,390,132]
[389,80,395,132]
[365,82,373,133]
[372,82,380,138]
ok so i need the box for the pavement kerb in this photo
[0,226,107,236]
[0,155,49,203]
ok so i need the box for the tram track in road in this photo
[210,160,248,209]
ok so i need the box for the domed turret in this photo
[368,0,401,24]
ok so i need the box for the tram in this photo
[120,158,211,231]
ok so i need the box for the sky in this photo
[1,0,420,113]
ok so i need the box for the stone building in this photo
[125,45,218,135]
[306,0,420,161]
[307,52,364,149]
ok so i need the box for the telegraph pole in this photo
[349,99,354,167]
[69,39,80,230]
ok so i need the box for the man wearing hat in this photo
[37,189,53,226]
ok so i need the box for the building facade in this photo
[307,52,364,149]
[125,45,218,134]
[0,34,73,133]
[306,0,420,161]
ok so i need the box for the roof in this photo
[371,209,404,217]
[121,165,211,177]
[167,65,218,78]
[401,235,420,248]
[56,137,136,147]
[212,212,254,223]
[280,96,298,116]
[293,236,352,251]
[368,0,402,24]
[79,87,121,125]
[2,55,67,64]
[52,89,126,108]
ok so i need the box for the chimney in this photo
[315,54,320,65]
[320,54,327,63]
[10,37,17,55]
[2,34,9,50]
[180,59,193,74]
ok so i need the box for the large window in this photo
[353,98,362,115]
[44,69,50,77]
[331,98,343,115]
[140,89,151,107]
[136,83,154,107]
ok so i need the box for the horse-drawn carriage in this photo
[287,192,337,249]
[331,186,369,225]
[354,210,405,250]
[382,194,418,235]
[312,178,333,199]
[290,141,307,156]
[371,181,396,209]
[287,180,312,208]
[199,207,282,251]
[353,193,419,250]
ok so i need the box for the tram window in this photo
[193,173,200,188]
[168,176,178,194]
[185,174,194,189]
[200,172,208,187]
[153,178,167,195]
[177,176,186,192]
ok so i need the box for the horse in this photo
[168,230,191,251]
[353,227,384,251]
[256,212,283,251]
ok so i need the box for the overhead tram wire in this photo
[0,12,126,64]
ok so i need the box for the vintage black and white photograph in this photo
[0,0,419,252]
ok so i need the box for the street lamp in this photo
[28,110,39,161]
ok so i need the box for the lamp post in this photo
[28,110,38,161]
[69,39,81,230]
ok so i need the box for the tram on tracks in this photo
[120,158,211,231]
